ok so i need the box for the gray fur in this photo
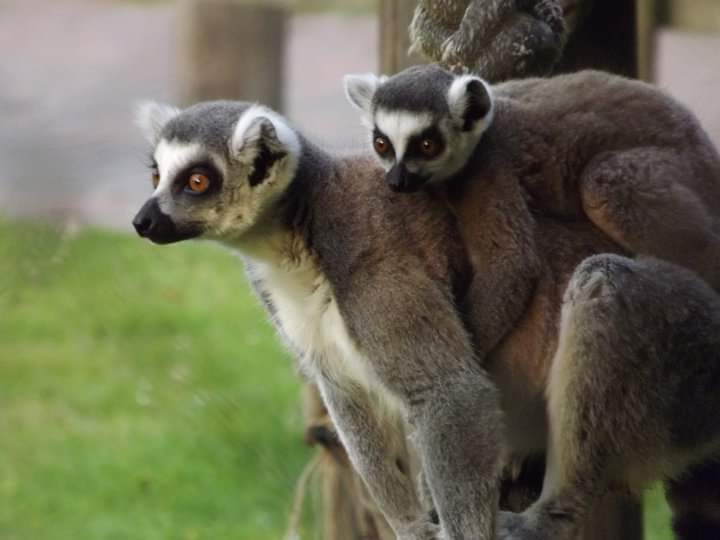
[372,65,454,114]
[163,101,252,157]
[499,254,720,540]
[344,73,385,114]
[344,64,494,188]
[133,99,720,539]
[349,66,720,291]
[136,101,180,145]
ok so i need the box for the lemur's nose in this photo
[132,197,198,245]
[133,214,153,236]
[132,198,165,237]
[386,163,426,193]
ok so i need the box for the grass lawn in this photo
[0,220,675,539]
[1,220,312,540]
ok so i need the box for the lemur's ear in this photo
[447,75,494,132]
[343,73,386,113]
[135,101,180,144]
[230,106,300,186]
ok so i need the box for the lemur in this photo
[409,0,567,81]
[410,0,642,83]
[133,100,720,540]
[345,64,720,292]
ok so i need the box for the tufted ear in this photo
[343,73,386,114]
[229,106,299,186]
[135,101,180,144]
[447,75,494,133]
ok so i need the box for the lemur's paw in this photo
[497,511,532,540]
[440,34,473,71]
[398,520,442,540]
[497,509,577,540]
[530,0,565,36]
[497,511,550,540]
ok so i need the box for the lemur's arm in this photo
[410,0,566,81]
[342,269,505,539]
[316,378,438,540]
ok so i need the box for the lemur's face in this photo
[132,102,299,245]
[344,65,493,193]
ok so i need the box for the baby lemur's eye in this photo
[186,172,211,195]
[374,136,391,157]
[151,169,160,188]
[419,138,441,159]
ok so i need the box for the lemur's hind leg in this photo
[580,147,720,290]
[498,254,720,540]
[666,462,720,540]
[499,255,637,540]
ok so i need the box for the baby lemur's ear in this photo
[229,106,300,186]
[135,101,181,145]
[343,73,386,114]
[447,75,494,133]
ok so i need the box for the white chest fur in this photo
[250,255,377,391]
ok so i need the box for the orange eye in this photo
[151,169,160,188]
[374,136,391,156]
[187,173,210,194]
[420,138,439,158]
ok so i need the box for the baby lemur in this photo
[345,65,720,292]
[133,98,720,540]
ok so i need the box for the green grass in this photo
[0,220,312,540]
[0,220,676,539]
[646,487,674,540]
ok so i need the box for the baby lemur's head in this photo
[132,101,300,245]
[344,64,493,192]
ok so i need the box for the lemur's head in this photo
[344,64,493,192]
[132,101,300,245]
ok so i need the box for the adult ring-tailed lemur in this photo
[133,99,720,540]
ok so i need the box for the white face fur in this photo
[344,71,494,191]
[133,103,300,245]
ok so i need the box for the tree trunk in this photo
[378,0,426,74]
[556,0,638,78]
[178,0,286,111]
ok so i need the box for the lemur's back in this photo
[491,70,720,214]
[306,154,471,302]
[444,154,626,457]
[495,70,698,144]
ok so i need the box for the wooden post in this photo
[637,0,658,81]
[557,0,638,78]
[581,495,644,540]
[379,0,425,73]
[666,0,720,33]
[178,0,286,111]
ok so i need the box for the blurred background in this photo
[1,0,719,539]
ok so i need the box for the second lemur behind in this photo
[344,64,720,291]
